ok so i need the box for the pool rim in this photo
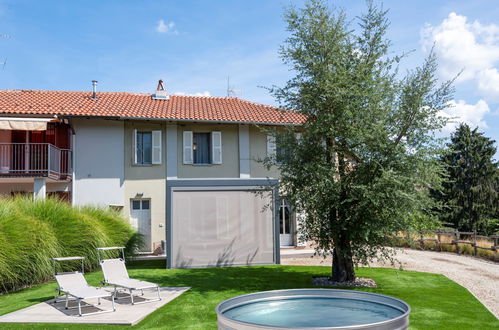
[216,288,411,330]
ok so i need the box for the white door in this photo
[279,199,293,246]
[130,199,151,252]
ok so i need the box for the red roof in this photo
[0,89,305,125]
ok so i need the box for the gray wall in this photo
[177,124,240,178]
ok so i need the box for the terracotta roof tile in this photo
[0,89,305,125]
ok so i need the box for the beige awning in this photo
[0,117,55,131]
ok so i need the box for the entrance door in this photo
[279,199,293,246]
[130,199,151,252]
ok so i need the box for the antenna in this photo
[226,76,241,97]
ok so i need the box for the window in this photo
[267,135,291,164]
[133,130,162,165]
[193,133,211,164]
[276,135,291,164]
[183,131,222,165]
[279,199,291,234]
[132,200,141,210]
[136,131,152,165]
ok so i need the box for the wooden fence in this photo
[397,230,499,257]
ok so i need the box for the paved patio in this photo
[0,287,190,325]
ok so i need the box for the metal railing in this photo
[0,143,72,179]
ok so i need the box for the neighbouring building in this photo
[0,82,306,268]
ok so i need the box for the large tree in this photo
[438,124,498,234]
[266,0,454,281]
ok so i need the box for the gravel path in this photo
[281,248,499,317]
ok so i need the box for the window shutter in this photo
[152,130,162,164]
[133,129,138,164]
[267,135,276,158]
[183,131,193,164]
[211,131,222,164]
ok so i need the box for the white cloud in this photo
[156,20,177,34]
[439,99,490,133]
[477,68,499,101]
[174,91,211,97]
[421,12,499,82]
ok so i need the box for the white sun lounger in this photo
[53,257,115,316]
[97,247,161,305]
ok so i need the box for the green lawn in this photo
[0,261,497,329]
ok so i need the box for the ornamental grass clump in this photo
[0,196,137,293]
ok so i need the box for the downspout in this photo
[70,125,76,206]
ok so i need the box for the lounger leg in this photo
[112,294,116,311]
[130,289,134,305]
[157,286,162,301]
[141,289,144,296]
[98,297,101,305]
[78,299,82,317]
[65,293,69,309]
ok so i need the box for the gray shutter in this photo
[211,131,222,164]
[267,135,276,158]
[183,131,193,164]
[152,130,162,164]
[133,129,138,164]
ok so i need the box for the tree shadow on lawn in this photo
[128,260,331,293]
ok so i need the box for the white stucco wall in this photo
[72,118,124,207]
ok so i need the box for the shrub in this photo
[459,244,474,255]
[0,196,137,292]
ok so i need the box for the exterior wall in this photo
[72,118,124,207]
[123,121,167,251]
[0,181,70,195]
[177,124,239,178]
[249,125,280,179]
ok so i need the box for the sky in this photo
[0,0,498,157]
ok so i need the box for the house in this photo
[0,82,306,268]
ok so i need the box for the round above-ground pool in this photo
[216,289,410,330]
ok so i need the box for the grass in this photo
[0,261,497,329]
[0,196,138,292]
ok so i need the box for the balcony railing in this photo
[0,143,72,180]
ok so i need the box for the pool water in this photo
[224,297,404,328]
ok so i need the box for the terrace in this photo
[0,118,72,199]
[0,142,71,180]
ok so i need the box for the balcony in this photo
[0,143,72,180]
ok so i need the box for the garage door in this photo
[170,189,275,268]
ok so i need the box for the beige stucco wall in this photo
[249,126,280,179]
[0,181,70,195]
[123,121,167,251]
[177,124,239,178]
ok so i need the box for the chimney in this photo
[152,79,169,100]
[91,80,98,100]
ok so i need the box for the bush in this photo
[0,196,137,292]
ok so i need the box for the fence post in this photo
[455,231,460,255]
[437,232,442,252]
[473,231,477,256]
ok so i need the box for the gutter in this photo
[66,115,304,126]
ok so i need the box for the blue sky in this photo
[0,0,498,155]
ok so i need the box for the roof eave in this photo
[63,114,303,126]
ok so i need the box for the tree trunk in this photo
[330,152,355,282]
[332,237,355,282]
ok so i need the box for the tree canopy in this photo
[267,0,455,281]
[437,124,498,234]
